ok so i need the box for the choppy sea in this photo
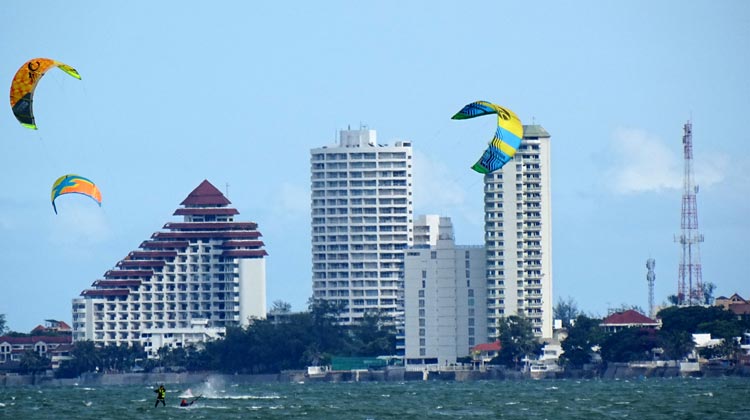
[1,376,748,419]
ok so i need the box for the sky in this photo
[1,1,748,332]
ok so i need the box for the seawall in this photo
[2,364,748,387]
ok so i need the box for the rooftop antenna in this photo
[646,258,656,317]
[225,182,230,198]
[674,119,704,306]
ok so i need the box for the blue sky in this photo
[1,1,748,331]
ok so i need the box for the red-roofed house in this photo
[715,293,750,319]
[471,341,502,363]
[0,335,73,369]
[31,319,72,335]
[600,310,659,333]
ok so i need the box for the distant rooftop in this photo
[180,180,231,206]
[523,124,550,138]
[601,309,658,326]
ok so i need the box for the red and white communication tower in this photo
[675,120,704,306]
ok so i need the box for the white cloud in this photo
[48,204,112,256]
[607,128,727,194]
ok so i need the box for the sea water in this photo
[0,376,748,419]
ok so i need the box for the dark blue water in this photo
[1,376,748,419]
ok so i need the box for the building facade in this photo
[403,216,486,369]
[485,125,553,339]
[310,128,413,324]
[72,180,267,356]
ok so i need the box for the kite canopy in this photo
[51,174,102,214]
[452,100,523,174]
[9,58,81,130]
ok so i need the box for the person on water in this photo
[180,395,201,407]
[154,385,166,407]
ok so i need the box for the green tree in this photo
[658,306,738,334]
[701,282,717,305]
[658,330,695,360]
[493,315,541,369]
[0,313,7,335]
[270,300,292,314]
[553,297,581,329]
[19,350,51,375]
[55,341,102,378]
[600,328,659,363]
[560,315,606,368]
[350,310,397,356]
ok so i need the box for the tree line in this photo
[54,300,396,377]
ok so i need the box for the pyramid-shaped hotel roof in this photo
[181,179,231,206]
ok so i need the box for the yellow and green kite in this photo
[9,58,81,130]
[452,101,523,174]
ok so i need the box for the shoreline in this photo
[2,363,749,387]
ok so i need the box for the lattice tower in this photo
[674,120,704,306]
[646,258,655,317]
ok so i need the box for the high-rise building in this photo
[72,180,268,356]
[403,216,486,368]
[484,125,553,339]
[310,128,413,324]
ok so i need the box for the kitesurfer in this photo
[154,384,166,407]
[180,395,201,407]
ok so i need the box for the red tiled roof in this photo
[128,251,178,259]
[0,335,72,345]
[140,241,190,249]
[728,293,748,303]
[93,280,142,287]
[601,310,658,326]
[117,260,166,268]
[104,270,153,278]
[152,231,261,240]
[472,341,501,352]
[222,250,268,258]
[81,289,130,297]
[173,208,239,216]
[219,240,265,248]
[163,222,258,230]
[180,180,231,206]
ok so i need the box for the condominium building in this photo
[310,128,413,324]
[403,216,486,368]
[72,180,267,356]
[485,125,553,339]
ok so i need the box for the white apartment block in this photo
[404,216,487,368]
[72,180,267,356]
[310,128,413,324]
[485,125,553,339]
